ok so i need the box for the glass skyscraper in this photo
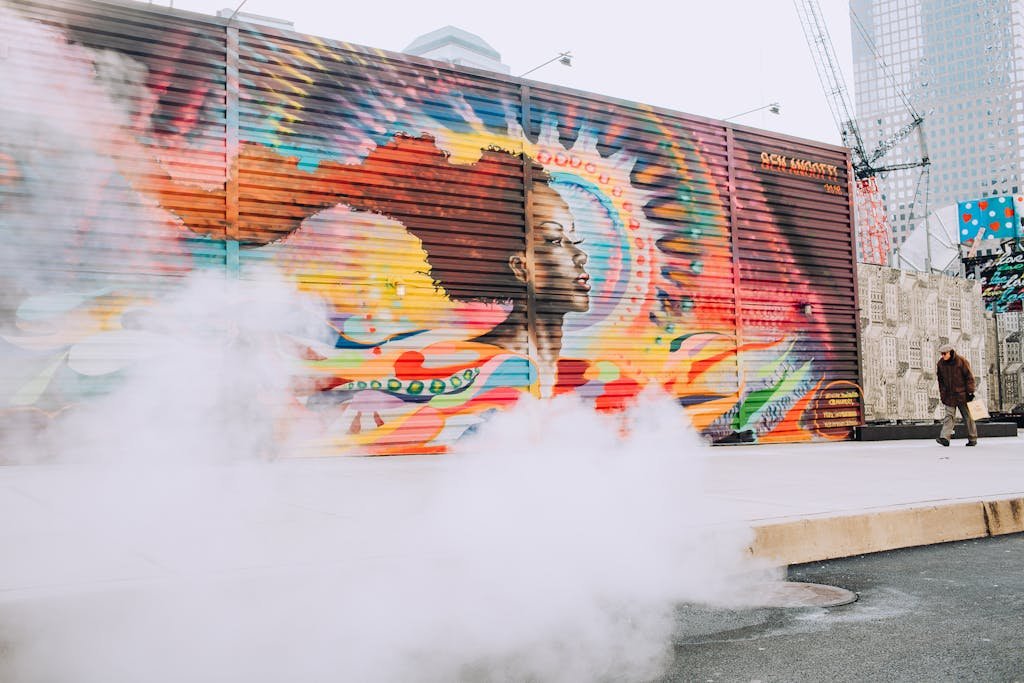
[851,0,1024,259]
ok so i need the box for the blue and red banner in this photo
[958,196,1021,243]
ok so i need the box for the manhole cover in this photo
[728,581,858,608]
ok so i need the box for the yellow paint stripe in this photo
[288,46,325,71]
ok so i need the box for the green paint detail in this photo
[370,380,382,390]
[428,391,473,409]
[357,381,368,390]
[429,379,446,394]
[593,360,620,382]
[387,379,402,391]
[777,360,813,396]
[732,385,781,432]
[407,381,424,395]
[753,340,796,380]
[451,376,462,387]
[733,360,813,432]
[669,331,725,354]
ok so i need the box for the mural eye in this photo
[548,237,563,247]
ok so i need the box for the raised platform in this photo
[751,496,1024,565]
[855,421,1018,441]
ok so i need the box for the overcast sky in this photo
[161,0,854,146]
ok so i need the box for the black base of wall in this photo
[855,421,1018,441]
[991,413,1024,427]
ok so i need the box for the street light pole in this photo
[224,0,248,23]
[724,102,781,121]
[518,51,573,78]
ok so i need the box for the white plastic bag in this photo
[967,397,989,420]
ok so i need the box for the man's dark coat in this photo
[936,351,976,407]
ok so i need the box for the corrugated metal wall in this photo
[730,129,860,440]
[1,0,227,444]
[1,0,861,455]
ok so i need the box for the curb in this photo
[749,496,1024,565]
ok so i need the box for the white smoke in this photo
[48,269,331,465]
[1,389,773,683]
[0,2,181,297]
[0,5,778,681]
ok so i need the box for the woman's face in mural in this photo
[528,184,590,315]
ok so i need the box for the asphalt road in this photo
[662,533,1024,682]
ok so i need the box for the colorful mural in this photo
[0,0,860,454]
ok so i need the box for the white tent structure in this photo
[895,203,963,275]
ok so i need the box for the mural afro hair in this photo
[342,134,550,302]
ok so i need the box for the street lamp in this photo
[724,102,781,121]
[222,0,249,23]
[518,51,573,78]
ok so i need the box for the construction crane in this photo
[794,0,931,267]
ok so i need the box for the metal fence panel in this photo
[1,0,860,454]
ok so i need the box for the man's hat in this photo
[938,344,954,353]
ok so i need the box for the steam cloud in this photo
[1,390,771,683]
[0,5,776,681]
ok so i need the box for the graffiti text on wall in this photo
[976,248,1024,312]
[758,151,843,195]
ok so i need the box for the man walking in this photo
[935,344,978,447]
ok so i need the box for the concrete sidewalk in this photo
[1,433,1022,601]
[719,433,1024,564]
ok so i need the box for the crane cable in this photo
[848,5,932,269]
[848,7,922,122]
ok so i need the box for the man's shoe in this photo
[966,440,977,447]
[936,437,950,447]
